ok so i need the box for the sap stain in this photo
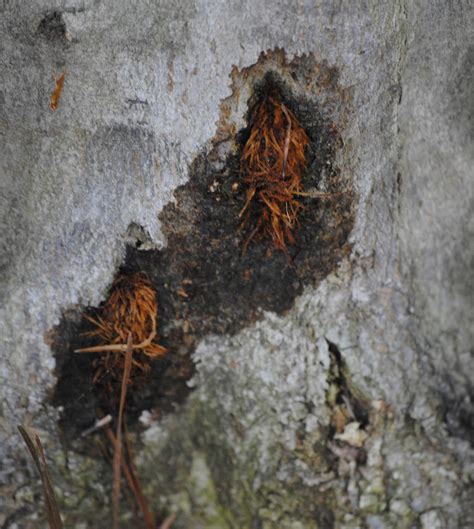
[52,50,354,439]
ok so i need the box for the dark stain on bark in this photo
[37,11,67,42]
[441,385,474,447]
[51,50,354,440]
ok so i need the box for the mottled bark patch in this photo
[51,50,354,441]
[37,11,67,42]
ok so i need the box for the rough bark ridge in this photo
[1,1,473,528]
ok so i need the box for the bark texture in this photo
[1,1,473,528]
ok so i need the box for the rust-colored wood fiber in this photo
[78,273,167,387]
[240,95,309,252]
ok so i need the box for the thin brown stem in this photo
[123,422,156,529]
[159,514,176,529]
[74,329,157,354]
[18,426,63,529]
[106,427,156,529]
[281,104,292,179]
[112,333,133,529]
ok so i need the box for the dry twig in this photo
[112,333,133,529]
[159,513,176,529]
[18,426,63,529]
[105,426,156,529]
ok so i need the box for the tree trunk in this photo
[1,1,473,528]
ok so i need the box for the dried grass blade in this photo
[106,427,156,529]
[112,332,133,529]
[74,329,157,353]
[123,423,156,529]
[280,104,292,179]
[18,426,63,529]
[238,187,256,218]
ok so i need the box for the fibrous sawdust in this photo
[239,94,309,252]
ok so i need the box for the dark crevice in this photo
[313,504,335,529]
[37,11,67,42]
[1,507,32,529]
[441,386,474,447]
[326,340,370,431]
[124,222,154,249]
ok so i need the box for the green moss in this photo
[156,440,339,529]
[172,452,236,528]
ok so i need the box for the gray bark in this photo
[1,1,473,528]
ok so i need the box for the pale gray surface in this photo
[1,1,473,528]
